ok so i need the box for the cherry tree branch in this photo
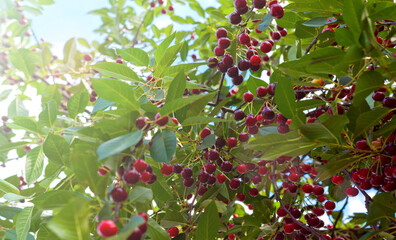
[215,73,226,105]
[331,197,349,239]
[305,31,324,54]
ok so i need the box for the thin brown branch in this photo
[305,31,324,55]
[215,73,226,105]
[332,197,349,239]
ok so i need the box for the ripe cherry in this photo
[302,184,313,194]
[217,173,227,183]
[288,173,299,182]
[260,41,272,53]
[221,161,233,173]
[238,33,251,45]
[253,0,266,9]
[229,178,241,190]
[372,92,385,102]
[284,223,294,234]
[312,185,324,196]
[245,114,257,126]
[324,201,336,210]
[229,12,242,25]
[97,220,118,238]
[216,28,227,39]
[110,187,128,203]
[270,4,284,19]
[140,171,152,183]
[208,57,219,68]
[208,149,220,161]
[262,107,275,120]
[181,168,193,179]
[123,169,140,185]
[134,159,147,173]
[234,110,246,121]
[183,178,194,187]
[238,59,251,71]
[250,55,261,66]
[227,66,239,78]
[218,37,231,49]
[243,92,254,102]
[161,164,173,176]
[214,46,225,57]
[331,175,345,185]
[228,137,238,148]
[200,127,211,139]
[168,227,179,238]
[238,132,249,142]
[237,164,247,174]
[155,113,168,126]
[256,86,267,97]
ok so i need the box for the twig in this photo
[113,202,121,222]
[204,71,220,86]
[131,13,146,48]
[214,111,225,134]
[331,197,349,239]
[272,160,327,240]
[215,73,226,105]
[305,31,324,54]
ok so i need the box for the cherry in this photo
[288,173,299,182]
[137,212,148,222]
[238,132,249,142]
[245,114,257,126]
[260,41,272,53]
[123,169,140,185]
[359,179,372,190]
[214,46,225,56]
[173,164,182,174]
[287,183,298,193]
[216,28,227,39]
[183,177,194,187]
[302,184,313,194]
[229,12,242,25]
[238,33,250,45]
[200,127,211,139]
[256,86,267,97]
[270,4,284,19]
[83,53,93,62]
[134,159,148,173]
[203,163,216,174]
[258,166,269,176]
[237,59,250,71]
[312,185,324,196]
[253,0,266,9]
[267,83,276,95]
[229,178,241,190]
[216,137,227,148]
[372,92,385,102]
[116,58,123,64]
[217,173,227,183]
[331,175,345,185]
[228,137,238,148]
[357,168,369,179]
[97,220,118,237]
[307,216,320,227]
[247,125,259,135]
[356,140,370,150]
[280,29,288,37]
[208,57,219,68]
[198,185,208,196]
[136,117,149,130]
[168,5,174,11]
[262,107,275,120]
[181,168,193,179]
[248,188,259,197]
[227,66,239,78]
[284,223,294,234]
[277,207,287,217]
[370,174,384,186]
[161,164,173,176]
[98,166,110,176]
[275,232,285,240]
[237,164,247,174]
[235,192,245,201]
[127,228,142,240]
[232,75,244,85]
[218,37,231,49]
[208,149,220,161]
[198,171,209,183]
[313,207,325,216]
[277,124,289,134]
[155,113,168,126]
[168,227,179,238]
[221,161,233,172]
[324,201,336,210]
[222,54,234,67]
[243,92,254,102]
[234,110,246,121]
[111,187,128,203]
[140,171,152,183]
[1,116,8,122]
[249,55,261,66]
[290,208,302,218]
[383,97,396,108]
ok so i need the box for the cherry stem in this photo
[305,31,324,54]
[331,197,349,239]
[272,160,327,240]
[113,202,120,222]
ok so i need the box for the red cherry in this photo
[133,159,147,173]
[140,171,152,183]
[123,169,140,185]
[200,127,211,139]
[284,223,294,234]
[208,57,219,68]
[256,86,267,97]
[221,161,233,172]
[238,33,251,45]
[250,55,261,66]
[260,41,272,53]
[229,12,242,25]
[270,4,284,19]
[313,185,324,196]
[277,207,287,217]
[217,173,227,183]
[258,166,268,176]
[228,137,238,148]
[83,53,93,62]
[313,207,325,216]
[243,92,254,102]
[110,187,128,203]
[324,201,336,210]
[181,168,193,179]
[161,164,173,176]
[238,132,249,142]
[183,177,194,187]
[236,192,246,201]
[331,175,345,185]
[214,46,225,57]
[229,178,241,190]
[234,110,246,121]
[302,184,313,194]
[208,149,220,161]
[237,164,247,174]
[288,173,299,182]
[97,220,118,237]
[168,227,179,238]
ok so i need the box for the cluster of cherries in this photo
[97,212,149,239]
[149,0,174,15]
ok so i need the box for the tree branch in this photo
[215,73,226,105]
[305,31,324,55]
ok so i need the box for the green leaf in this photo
[116,48,150,67]
[8,98,28,119]
[300,115,349,143]
[31,190,87,210]
[47,198,90,240]
[343,0,364,42]
[154,43,183,78]
[0,178,20,195]
[373,117,396,139]
[303,17,336,27]
[353,71,384,105]
[63,38,76,67]
[160,92,216,117]
[129,186,153,203]
[109,216,145,240]
[274,76,296,119]
[0,206,22,219]
[143,10,154,27]
[276,10,304,28]
[91,98,115,114]
[92,62,140,82]
[150,130,177,164]
[335,28,355,47]
[287,0,343,13]
[16,206,33,240]
[39,100,57,128]
[155,32,176,63]
[354,107,390,137]
[257,14,274,31]
[77,38,90,48]
[92,78,140,112]
[316,154,360,182]
[67,91,89,119]
[0,142,29,153]
[151,178,173,202]
[0,89,12,102]
[368,193,396,224]
[182,116,231,126]
[25,146,44,185]
[197,134,216,150]
[7,118,39,134]
[43,133,70,166]
[146,219,171,240]
[295,21,317,39]
[165,72,186,103]
[296,99,325,111]
[37,225,61,240]
[196,200,221,240]
[163,62,208,77]
[96,130,142,161]
[9,49,35,79]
